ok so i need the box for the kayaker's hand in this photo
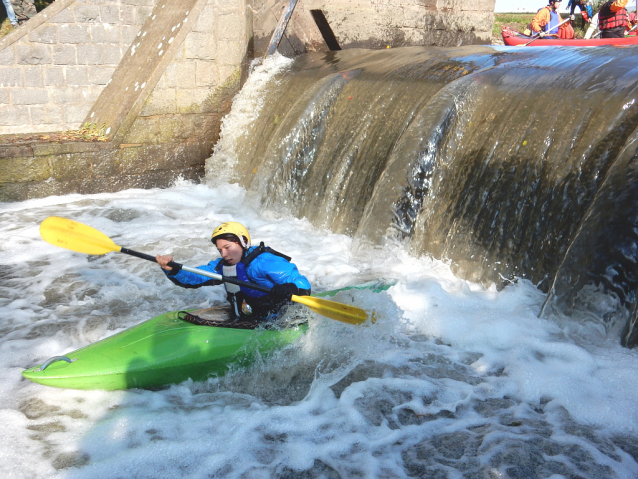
[538,31,546,38]
[271,283,299,301]
[570,14,575,21]
[156,254,174,271]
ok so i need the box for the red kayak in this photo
[501,27,638,46]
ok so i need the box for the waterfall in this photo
[206,46,638,348]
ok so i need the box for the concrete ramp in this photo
[86,0,205,142]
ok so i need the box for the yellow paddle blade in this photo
[40,216,122,255]
[292,295,374,326]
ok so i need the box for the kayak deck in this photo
[22,309,306,390]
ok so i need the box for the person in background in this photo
[584,12,599,38]
[2,0,18,28]
[628,11,637,32]
[597,0,631,38]
[10,0,36,25]
[156,222,312,321]
[531,0,573,38]
[568,0,593,30]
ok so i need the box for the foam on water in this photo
[1,182,638,478]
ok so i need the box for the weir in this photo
[206,46,638,348]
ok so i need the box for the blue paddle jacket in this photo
[164,245,311,320]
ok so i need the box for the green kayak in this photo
[22,281,393,390]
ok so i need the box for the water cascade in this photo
[207,46,638,348]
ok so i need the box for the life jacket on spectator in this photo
[599,1,629,30]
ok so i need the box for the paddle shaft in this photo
[120,247,272,294]
[522,17,571,46]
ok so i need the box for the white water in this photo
[1,54,638,478]
[1,182,638,478]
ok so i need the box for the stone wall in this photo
[0,0,156,135]
[0,0,251,201]
[0,0,495,202]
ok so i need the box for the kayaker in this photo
[156,222,311,321]
[598,0,630,38]
[531,0,567,38]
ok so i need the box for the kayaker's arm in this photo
[156,254,223,288]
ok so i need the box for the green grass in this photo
[493,13,535,37]
[1,0,55,38]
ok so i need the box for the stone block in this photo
[120,5,136,25]
[30,105,65,125]
[48,106,66,126]
[0,88,8,104]
[91,24,121,43]
[83,85,105,103]
[65,104,92,124]
[0,47,15,66]
[196,60,218,87]
[176,89,210,112]
[0,156,51,183]
[216,40,243,65]
[100,5,120,24]
[216,14,244,40]
[138,5,153,22]
[193,5,216,33]
[50,86,82,104]
[88,66,115,85]
[217,64,240,85]
[140,88,176,116]
[12,88,49,105]
[121,25,139,43]
[16,45,53,65]
[44,66,65,86]
[28,25,58,44]
[0,68,23,87]
[123,115,160,143]
[184,32,217,60]
[50,153,94,181]
[58,24,90,44]
[66,66,90,86]
[52,45,77,65]
[165,61,197,88]
[77,44,104,65]
[74,4,101,23]
[0,105,29,126]
[216,0,241,15]
[24,67,44,87]
[49,8,76,23]
[102,44,123,64]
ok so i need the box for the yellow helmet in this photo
[211,222,251,249]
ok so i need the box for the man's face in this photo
[216,238,244,265]
[551,1,561,11]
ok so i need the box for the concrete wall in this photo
[251,0,495,57]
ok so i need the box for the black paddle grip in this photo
[120,247,183,271]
